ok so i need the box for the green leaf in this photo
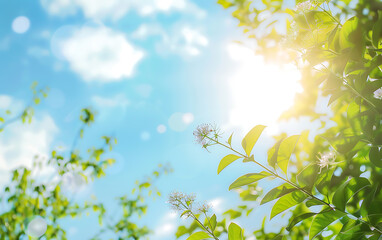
[372,11,382,48]
[328,90,346,106]
[229,172,271,190]
[305,198,325,207]
[272,235,286,240]
[218,154,242,174]
[186,231,212,240]
[224,209,242,219]
[336,219,366,240]
[242,155,254,163]
[261,183,296,205]
[209,214,217,231]
[277,135,299,174]
[217,0,234,9]
[339,17,359,49]
[34,98,40,105]
[268,138,284,168]
[287,212,317,231]
[228,222,244,240]
[181,210,191,218]
[332,177,370,211]
[228,132,233,146]
[241,125,266,156]
[270,191,307,219]
[297,164,319,191]
[369,146,382,168]
[316,167,335,196]
[309,208,346,239]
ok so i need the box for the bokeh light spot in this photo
[27,217,47,238]
[157,124,167,134]
[182,112,194,124]
[141,131,151,141]
[12,16,30,34]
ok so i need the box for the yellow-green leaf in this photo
[270,191,306,219]
[209,214,217,231]
[241,125,266,156]
[229,172,271,190]
[277,135,300,174]
[218,154,241,174]
[261,183,296,205]
[228,132,233,146]
[186,231,212,240]
[228,222,244,240]
[309,208,346,239]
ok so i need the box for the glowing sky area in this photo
[0,1,304,239]
[226,43,302,134]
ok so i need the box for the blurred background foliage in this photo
[0,84,172,239]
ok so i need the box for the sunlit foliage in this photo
[173,0,382,239]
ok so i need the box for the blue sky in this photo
[0,0,308,239]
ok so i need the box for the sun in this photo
[226,43,302,133]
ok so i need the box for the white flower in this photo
[296,1,313,12]
[197,202,211,213]
[193,124,213,145]
[168,191,196,214]
[373,88,382,99]
[317,152,336,173]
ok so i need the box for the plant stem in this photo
[178,200,219,240]
[206,136,382,234]
[319,63,379,113]
[204,212,215,235]
[318,6,342,26]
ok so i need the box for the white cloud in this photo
[40,0,77,16]
[40,0,205,20]
[132,24,163,40]
[0,113,58,171]
[136,0,205,18]
[133,24,208,57]
[159,26,209,56]
[152,211,177,239]
[0,95,24,116]
[56,25,143,82]
[209,197,224,214]
[0,95,13,109]
[92,94,129,109]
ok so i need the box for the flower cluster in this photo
[167,191,196,218]
[295,1,313,12]
[168,191,211,218]
[197,202,212,213]
[193,123,222,150]
[317,151,336,173]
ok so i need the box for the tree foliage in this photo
[173,0,382,239]
[0,83,171,239]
